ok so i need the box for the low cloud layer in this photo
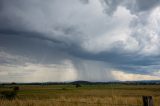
[0,0,160,82]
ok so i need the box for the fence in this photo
[142,96,153,106]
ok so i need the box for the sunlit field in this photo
[0,84,160,106]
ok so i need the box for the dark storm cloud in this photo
[0,0,160,81]
[69,45,160,74]
[0,34,71,65]
[0,29,63,44]
[0,0,157,64]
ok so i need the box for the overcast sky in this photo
[0,0,160,82]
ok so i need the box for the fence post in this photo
[142,96,153,106]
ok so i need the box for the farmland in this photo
[0,84,160,106]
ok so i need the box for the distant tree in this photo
[2,83,5,86]
[11,82,16,85]
[13,86,19,91]
[75,83,81,88]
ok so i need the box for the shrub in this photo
[13,86,19,91]
[0,86,19,100]
[0,90,17,100]
[75,83,81,88]
[62,88,67,90]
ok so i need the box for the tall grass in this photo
[1,96,160,106]
[0,96,143,106]
[0,84,160,106]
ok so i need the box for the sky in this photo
[0,0,160,82]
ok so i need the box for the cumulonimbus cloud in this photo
[0,0,160,82]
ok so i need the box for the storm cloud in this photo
[0,0,160,82]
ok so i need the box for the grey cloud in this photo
[0,35,71,65]
[0,0,160,82]
[130,0,160,13]
[101,0,122,15]
[102,0,160,15]
[79,0,89,4]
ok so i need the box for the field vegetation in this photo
[0,84,160,106]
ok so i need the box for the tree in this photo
[13,86,19,91]
[75,83,81,88]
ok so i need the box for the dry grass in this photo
[0,96,142,106]
[1,96,160,106]
[0,84,160,106]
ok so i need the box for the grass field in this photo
[0,84,160,106]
